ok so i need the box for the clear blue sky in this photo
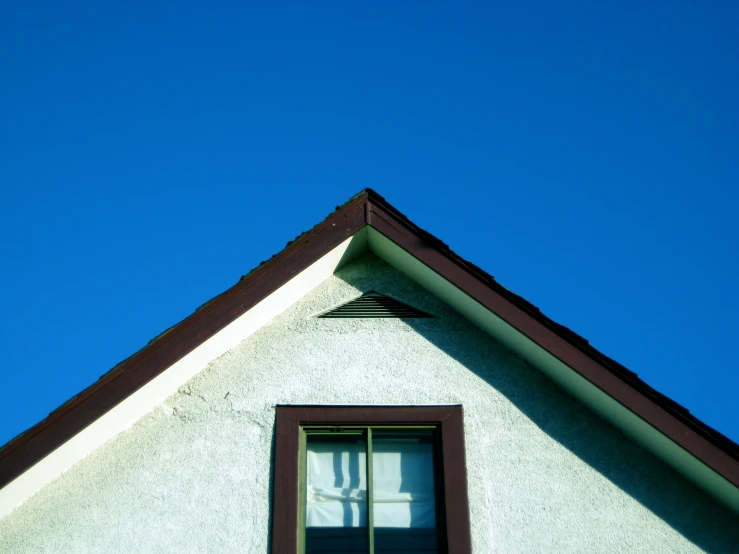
[1,2,737,449]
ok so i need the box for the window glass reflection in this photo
[372,430,438,553]
[305,433,368,553]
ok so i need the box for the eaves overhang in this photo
[0,188,737,516]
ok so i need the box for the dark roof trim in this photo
[0,192,368,489]
[366,192,739,488]
[1,188,738,492]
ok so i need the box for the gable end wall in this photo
[1,255,736,552]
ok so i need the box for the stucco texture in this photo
[0,253,737,553]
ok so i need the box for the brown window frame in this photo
[272,405,472,554]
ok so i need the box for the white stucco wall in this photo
[1,254,737,553]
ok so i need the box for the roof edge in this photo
[364,193,739,490]
[0,187,737,510]
[0,190,371,488]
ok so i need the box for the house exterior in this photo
[0,189,737,552]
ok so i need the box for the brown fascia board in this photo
[1,188,738,494]
[365,191,739,488]
[0,191,369,489]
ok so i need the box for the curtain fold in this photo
[306,438,436,529]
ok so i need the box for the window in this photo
[272,406,471,554]
[303,427,439,552]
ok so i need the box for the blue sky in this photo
[0,1,737,450]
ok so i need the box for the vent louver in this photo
[316,291,434,319]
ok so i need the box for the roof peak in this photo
[1,189,737,515]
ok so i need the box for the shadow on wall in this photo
[402,315,739,552]
[266,252,738,552]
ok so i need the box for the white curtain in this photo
[306,439,436,528]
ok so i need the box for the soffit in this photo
[0,188,737,516]
[367,226,739,512]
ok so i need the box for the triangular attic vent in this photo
[316,291,434,319]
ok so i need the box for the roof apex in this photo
[1,189,737,513]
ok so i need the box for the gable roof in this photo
[1,189,737,515]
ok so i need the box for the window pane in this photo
[372,430,439,553]
[305,433,368,553]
